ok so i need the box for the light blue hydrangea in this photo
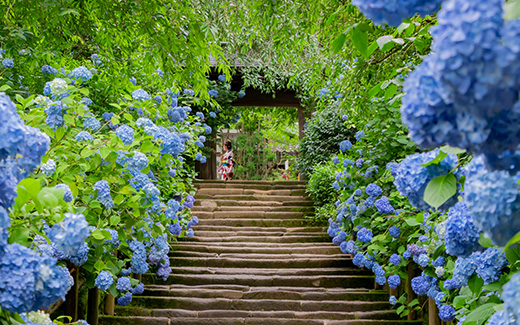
[132,89,150,101]
[2,58,13,68]
[117,292,132,306]
[41,159,56,177]
[390,254,401,266]
[95,271,113,291]
[504,273,520,321]
[487,310,513,325]
[357,227,373,243]
[374,196,394,214]
[238,90,246,98]
[115,125,134,145]
[131,283,144,295]
[411,276,430,296]
[116,277,131,291]
[438,305,455,322]
[389,295,397,305]
[44,101,67,129]
[83,117,100,131]
[93,180,114,209]
[129,241,149,274]
[389,226,400,238]
[355,130,365,141]
[366,183,382,197]
[340,140,352,153]
[444,202,482,257]
[49,78,68,97]
[47,213,89,257]
[76,131,93,142]
[70,66,93,82]
[388,275,401,289]
[41,65,57,75]
[352,0,442,26]
[208,89,218,98]
[473,248,508,285]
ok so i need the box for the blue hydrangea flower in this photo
[443,279,461,290]
[417,254,430,268]
[41,159,56,177]
[340,140,352,153]
[132,89,150,101]
[117,292,132,306]
[388,275,401,289]
[366,183,382,197]
[47,213,89,257]
[356,158,363,168]
[453,257,477,287]
[352,253,365,268]
[218,74,226,82]
[70,66,92,82]
[75,131,93,142]
[355,130,365,141]
[115,125,134,145]
[208,90,218,98]
[95,271,113,291]
[129,77,137,85]
[2,58,13,68]
[116,277,131,291]
[432,256,445,268]
[375,196,394,214]
[0,243,69,313]
[438,305,455,322]
[332,182,340,191]
[464,156,520,246]
[357,227,373,243]
[131,283,144,295]
[129,241,149,274]
[238,90,246,98]
[504,272,520,321]
[154,127,185,157]
[44,101,67,129]
[352,0,442,26]
[93,180,114,209]
[389,226,400,238]
[390,254,401,266]
[393,149,459,211]
[487,310,513,325]
[55,184,73,202]
[83,117,100,131]
[444,201,482,257]
[411,276,430,296]
[120,268,131,277]
[389,295,397,305]
[102,112,114,121]
[41,65,57,75]
[473,248,508,285]
[91,54,103,66]
[154,95,162,103]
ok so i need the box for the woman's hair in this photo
[224,140,232,150]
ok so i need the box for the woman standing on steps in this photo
[218,140,234,181]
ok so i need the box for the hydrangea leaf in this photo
[440,145,466,155]
[468,274,484,295]
[464,303,499,323]
[331,33,347,55]
[505,245,520,265]
[420,151,448,167]
[423,174,457,209]
[351,26,369,58]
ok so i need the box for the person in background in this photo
[218,140,234,181]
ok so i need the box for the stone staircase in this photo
[100,180,419,325]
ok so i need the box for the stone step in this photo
[170,251,347,259]
[196,180,305,185]
[192,211,312,219]
[142,274,374,288]
[171,243,340,255]
[196,218,311,227]
[192,225,325,232]
[197,188,307,196]
[114,308,402,320]
[187,231,326,238]
[194,199,314,207]
[196,194,312,202]
[129,296,387,312]
[140,284,386,301]
[191,205,314,212]
[100,316,421,325]
[181,235,330,243]
[170,256,353,268]
[165,266,368,276]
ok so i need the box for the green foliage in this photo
[297,106,356,177]
[307,162,337,207]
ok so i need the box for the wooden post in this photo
[105,294,115,316]
[429,298,441,325]
[87,287,99,325]
[63,262,79,322]
[407,262,417,320]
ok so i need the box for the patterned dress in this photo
[218,150,234,180]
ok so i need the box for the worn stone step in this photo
[170,243,340,255]
[115,307,402,320]
[196,180,305,185]
[130,296,388,312]
[140,285,387,301]
[141,274,374,288]
[195,200,314,207]
[193,211,312,219]
[192,225,325,233]
[196,194,312,202]
[187,231,326,238]
[170,256,353,268]
[191,205,314,212]
[181,235,330,243]
[196,218,311,227]
[163,266,368,276]
[197,188,307,196]
[170,251,347,259]
[100,317,421,325]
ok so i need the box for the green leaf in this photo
[352,27,368,59]
[99,146,110,159]
[94,259,106,271]
[140,141,155,153]
[453,296,466,309]
[465,303,498,323]
[504,231,520,250]
[505,244,520,264]
[8,227,31,246]
[478,234,494,249]
[37,187,63,209]
[331,33,347,55]
[110,215,121,226]
[423,174,457,209]
[397,23,411,34]
[405,217,420,226]
[0,84,12,92]
[17,178,41,198]
[396,305,405,314]
[92,230,106,240]
[376,35,394,49]
[505,0,520,20]
[421,151,448,167]
[468,274,484,294]
[440,145,466,155]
